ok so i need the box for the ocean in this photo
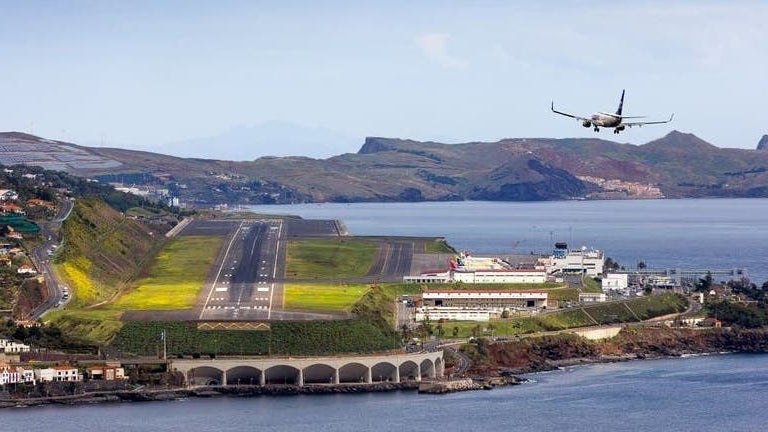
[4,354,767,431]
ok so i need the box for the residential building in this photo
[602,273,629,291]
[579,292,607,303]
[35,365,81,382]
[0,339,30,354]
[16,264,37,275]
[88,365,126,381]
[0,189,18,201]
[0,364,35,385]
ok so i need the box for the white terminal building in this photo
[405,253,547,284]
[416,289,549,322]
[540,242,605,277]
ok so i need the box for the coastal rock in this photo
[418,379,480,394]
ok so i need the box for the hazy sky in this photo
[1,1,766,157]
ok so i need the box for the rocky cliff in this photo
[467,327,768,377]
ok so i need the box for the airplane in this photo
[551,90,674,134]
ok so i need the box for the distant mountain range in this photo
[2,130,768,205]
[143,121,362,161]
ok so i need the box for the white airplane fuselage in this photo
[590,112,622,128]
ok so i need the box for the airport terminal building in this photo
[416,289,549,322]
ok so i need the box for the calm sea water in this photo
[247,198,768,283]
[4,354,767,431]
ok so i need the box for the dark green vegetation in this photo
[109,320,398,357]
[8,130,768,205]
[0,319,94,353]
[0,214,40,233]
[699,278,768,328]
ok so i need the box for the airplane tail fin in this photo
[616,89,625,116]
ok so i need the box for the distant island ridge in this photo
[1,130,768,206]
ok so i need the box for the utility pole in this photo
[162,329,167,362]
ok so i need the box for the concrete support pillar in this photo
[333,368,340,385]
[259,371,266,386]
[221,370,227,386]
[393,367,401,383]
[297,369,304,387]
[365,367,372,384]
[415,364,422,382]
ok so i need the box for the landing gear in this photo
[593,127,599,132]
[613,129,620,134]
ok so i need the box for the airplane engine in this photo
[582,120,592,128]
[615,125,625,131]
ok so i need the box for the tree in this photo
[471,324,481,338]
[604,256,620,271]
[695,272,713,292]
[452,326,459,338]
[637,261,647,269]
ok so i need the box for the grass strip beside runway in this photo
[284,283,371,312]
[114,236,224,310]
[285,239,378,278]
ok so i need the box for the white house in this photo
[16,264,37,275]
[0,189,18,201]
[35,365,81,382]
[0,364,35,385]
[602,273,629,291]
[0,339,31,354]
[579,292,607,303]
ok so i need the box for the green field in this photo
[284,283,371,312]
[113,236,223,310]
[285,239,378,278]
[424,239,456,254]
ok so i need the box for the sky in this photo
[1,1,766,159]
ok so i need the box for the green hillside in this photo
[55,198,171,307]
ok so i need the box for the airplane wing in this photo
[551,102,590,122]
[623,114,675,127]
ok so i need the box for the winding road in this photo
[28,198,74,320]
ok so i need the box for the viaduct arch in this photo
[171,351,444,387]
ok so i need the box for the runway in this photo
[123,218,431,323]
[198,219,285,321]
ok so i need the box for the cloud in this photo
[415,33,467,70]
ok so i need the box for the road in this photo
[28,198,75,320]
